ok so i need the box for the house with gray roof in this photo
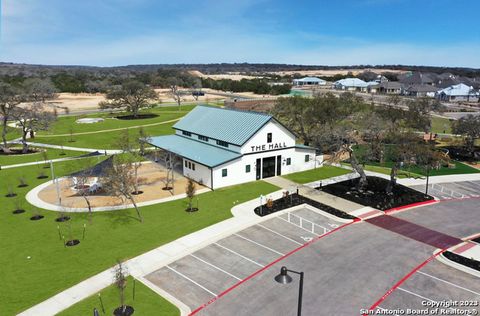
[436,83,479,102]
[149,106,319,189]
[403,84,439,97]
[377,81,403,94]
[292,76,326,86]
[333,78,368,92]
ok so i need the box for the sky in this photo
[1,0,479,67]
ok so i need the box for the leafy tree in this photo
[452,114,480,154]
[185,178,196,212]
[99,81,158,118]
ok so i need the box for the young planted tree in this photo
[103,156,143,222]
[99,81,158,119]
[113,260,131,316]
[452,114,480,155]
[137,127,152,156]
[158,151,177,191]
[185,178,196,212]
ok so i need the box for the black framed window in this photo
[245,165,251,173]
[198,135,209,142]
[192,163,195,171]
[185,160,188,168]
[286,158,291,165]
[267,133,272,143]
[182,131,191,136]
[305,155,310,162]
[222,169,228,177]
[216,140,229,147]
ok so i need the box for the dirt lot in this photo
[38,162,205,209]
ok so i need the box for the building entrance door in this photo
[262,156,276,179]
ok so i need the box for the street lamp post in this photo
[274,266,304,316]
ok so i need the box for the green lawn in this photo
[0,159,278,315]
[36,122,177,149]
[282,165,352,184]
[0,147,88,166]
[431,116,453,134]
[362,164,423,179]
[57,276,179,316]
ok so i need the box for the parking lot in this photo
[411,180,480,200]
[143,181,480,315]
[145,207,345,311]
[377,259,480,314]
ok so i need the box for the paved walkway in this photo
[366,215,463,249]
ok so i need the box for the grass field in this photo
[36,122,177,149]
[282,165,352,184]
[57,276,179,316]
[0,147,88,166]
[431,116,453,134]
[0,158,278,315]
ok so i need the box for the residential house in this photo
[292,77,327,86]
[333,78,368,92]
[404,84,439,97]
[436,83,479,102]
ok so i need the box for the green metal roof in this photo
[149,135,242,167]
[173,106,272,146]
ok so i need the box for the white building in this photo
[292,77,327,86]
[333,78,368,92]
[436,83,479,102]
[149,106,320,189]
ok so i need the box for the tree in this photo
[115,129,133,153]
[23,78,57,102]
[452,114,480,154]
[416,145,450,195]
[404,97,445,132]
[11,102,55,153]
[99,81,158,118]
[185,178,196,212]
[137,127,151,156]
[168,78,183,110]
[113,260,128,315]
[103,156,143,222]
[158,151,177,191]
[0,83,27,152]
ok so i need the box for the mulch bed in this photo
[30,215,44,221]
[18,184,29,188]
[185,207,199,212]
[0,148,39,155]
[113,306,134,316]
[443,251,480,272]
[5,193,17,198]
[319,176,433,211]
[55,216,71,222]
[65,239,80,247]
[37,175,49,179]
[472,237,480,243]
[116,113,158,120]
[12,209,25,214]
[131,190,144,195]
[254,193,356,220]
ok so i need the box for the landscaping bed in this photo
[443,251,480,272]
[319,176,433,211]
[254,193,356,220]
[441,146,480,162]
[472,237,480,243]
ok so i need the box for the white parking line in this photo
[213,242,265,268]
[277,215,321,236]
[189,254,242,281]
[398,287,436,303]
[234,233,285,256]
[166,265,217,296]
[288,212,330,234]
[417,271,480,296]
[257,223,303,246]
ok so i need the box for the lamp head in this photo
[274,266,293,284]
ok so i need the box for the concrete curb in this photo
[436,251,480,279]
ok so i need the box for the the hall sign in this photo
[250,142,287,152]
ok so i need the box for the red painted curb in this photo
[383,199,437,215]
[189,220,356,315]
[364,248,447,315]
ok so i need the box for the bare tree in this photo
[137,127,151,156]
[11,102,55,153]
[70,167,94,223]
[168,78,182,110]
[23,78,57,102]
[158,151,177,192]
[99,81,158,118]
[113,260,128,315]
[103,156,143,222]
[0,83,27,152]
